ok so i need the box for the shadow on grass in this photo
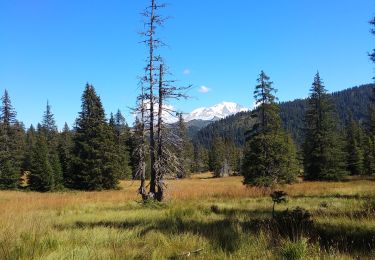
[56,217,241,253]
[54,206,375,256]
[315,222,375,254]
[291,194,371,200]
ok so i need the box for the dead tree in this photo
[133,81,148,200]
[138,0,190,201]
[154,64,191,201]
[140,0,167,196]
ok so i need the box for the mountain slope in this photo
[193,83,375,147]
[185,102,248,122]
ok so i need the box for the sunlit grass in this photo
[1,173,375,259]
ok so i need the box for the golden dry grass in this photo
[1,173,374,216]
[1,173,375,259]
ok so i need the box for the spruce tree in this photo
[242,71,299,187]
[176,113,191,178]
[303,73,348,180]
[345,113,364,175]
[209,137,226,177]
[0,90,24,189]
[70,84,119,190]
[58,122,73,187]
[109,110,132,179]
[28,125,54,191]
[41,101,63,187]
[23,124,36,172]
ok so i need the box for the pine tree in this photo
[41,101,63,188]
[28,125,54,192]
[242,71,299,187]
[70,84,119,190]
[176,113,190,178]
[345,113,364,175]
[109,110,132,179]
[209,137,226,177]
[23,124,37,172]
[363,136,375,175]
[0,90,16,127]
[303,73,348,180]
[0,90,24,189]
[58,123,73,186]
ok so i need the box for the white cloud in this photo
[198,85,211,93]
[183,69,191,75]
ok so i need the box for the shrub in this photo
[362,198,375,215]
[280,238,308,260]
[274,207,312,242]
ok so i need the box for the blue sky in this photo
[0,0,374,128]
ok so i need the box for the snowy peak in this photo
[185,102,249,122]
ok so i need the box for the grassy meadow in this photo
[1,173,375,259]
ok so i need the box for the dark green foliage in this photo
[195,84,375,148]
[209,137,227,177]
[58,123,74,187]
[0,160,19,190]
[274,207,313,242]
[191,143,209,173]
[364,85,375,175]
[345,114,364,175]
[0,90,25,189]
[303,73,348,180]
[0,90,16,126]
[109,110,132,179]
[363,136,375,175]
[70,84,120,190]
[242,133,299,186]
[176,113,191,178]
[271,190,287,217]
[29,128,54,192]
[41,102,63,188]
[242,71,299,187]
[23,125,36,171]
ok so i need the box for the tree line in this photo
[0,1,373,197]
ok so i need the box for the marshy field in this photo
[1,173,375,259]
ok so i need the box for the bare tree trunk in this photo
[156,64,164,201]
[138,85,147,200]
[148,0,156,196]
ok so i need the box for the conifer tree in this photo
[209,137,226,177]
[242,71,299,187]
[363,136,375,175]
[58,123,73,187]
[29,125,54,191]
[176,113,190,178]
[364,17,375,174]
[345,113,364,175]
[0,90,24,189]
[23,124,36,172]
[41,101,63,187]
[70,84,119,190]
[303,73,348,180]
[109,110,132,179]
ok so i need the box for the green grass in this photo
[1,174,375,259]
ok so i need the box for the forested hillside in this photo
[194,83,375,147]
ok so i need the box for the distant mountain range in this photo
[191,83,375,147]
[185,102,249,122]
[184,101,249,137]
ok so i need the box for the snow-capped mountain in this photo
[185,102,249,122]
